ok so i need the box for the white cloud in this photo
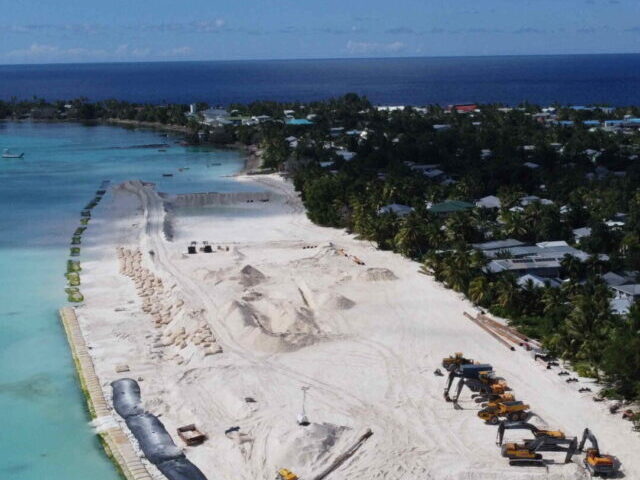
[4,43,158,62]
[346,40,406,55]
[6,43,63,58]
[162,46,193,57]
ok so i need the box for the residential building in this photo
[378,203,414,217]
[428,200,474,215]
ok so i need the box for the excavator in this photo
[478,400,529,424]
[578,428,619,477]
[497,421,567,447]
[441,352,474,372]
[443,364,509,403]
[500,434,578,466]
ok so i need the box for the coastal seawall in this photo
[59,307,154,480]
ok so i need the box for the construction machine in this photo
[276,469,299,480]
[501,435,578,466]
[443,364,509,403]
[497,421,566,446]
[477,400,529,424]
[441,352,474,372]
[578,429,619,477]
[481,392,516,407]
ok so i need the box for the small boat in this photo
[2,149,24,159]
[162,173,174,177]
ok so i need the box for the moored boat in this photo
[2,149,24,159]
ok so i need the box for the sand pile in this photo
[224,298,321,353]
[318,293,356,311]
[358,267,398,281]
[266,422,351,476]
[239,265,266,287]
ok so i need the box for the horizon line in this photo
[1,51,640,68]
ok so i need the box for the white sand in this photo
[76,175,640,480]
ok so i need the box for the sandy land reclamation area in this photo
[75,174,640,480]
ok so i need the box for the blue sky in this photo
[1,0,639,64]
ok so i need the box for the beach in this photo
[75,173,640,480]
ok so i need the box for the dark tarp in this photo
[111,378,144,419]
[157,458,208,480]
[125,413,183,464]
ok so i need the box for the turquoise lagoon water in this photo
[0,122,247,479]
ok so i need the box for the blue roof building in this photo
[286,118,313,126]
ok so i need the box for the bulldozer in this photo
[497,421,566,446]
[441,352,474,372]
[500,434,578,466]
[578,429,619,477]
[276,469,299,480]
[444,364,509,403]
[477,400,529,424]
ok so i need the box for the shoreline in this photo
[58,307,153,480]
[3,118,257,171]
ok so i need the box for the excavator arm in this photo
[578,428,600,454]
[497,421,541,445]
[443,370,458,401]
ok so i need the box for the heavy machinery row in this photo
[439,353,621,477]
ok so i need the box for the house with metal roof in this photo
[471,239,526,251]
[378,203,414,217]
[517,273,561,289]
[476,195,501,209]
[428,200,474,215]
[611,284,640,301]
[486,258,562,277]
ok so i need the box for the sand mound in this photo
[319,293,356,311]
[240,265,266,287]
[267,422,350,475]
[224,299,321,353]
[359,267,398,281]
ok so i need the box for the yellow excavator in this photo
[276,469,299,480]
[442,352,474,372]
[477,400,529,424]
[500,435,578,466]
[578,428,620,477]
[497,421,566,446]
[444,364,509,404]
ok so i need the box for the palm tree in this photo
[493,276,520,315]
[421,251,445,282]
[469,276,492,306]
[561,255,584,281]
[501,210,529,239]
[565,286,613,379]
[394,212,428,258]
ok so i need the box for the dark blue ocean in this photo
[1,54,640,106]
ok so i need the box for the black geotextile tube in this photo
[111,378,144,418]
[111,379,209,480]
[157,457,208,480]
[125,413,184,464]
